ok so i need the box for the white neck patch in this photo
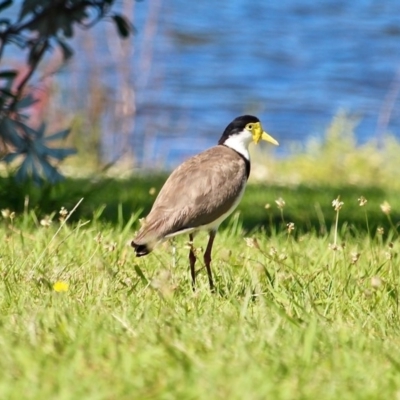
[222,128,253,160]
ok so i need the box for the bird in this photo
[131,115,278,291]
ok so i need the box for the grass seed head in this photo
[332,196,344,211]
[264,203,271,210]
[371,276,382,289]
[275,197,286,209]
[278,253,287,261]
[380,201,391,215]
[2,209,15,220]
[104,242,117,252]
[40,216,52,227]
[358,196,367,206]
[1,209,10,218]
[351,252,360,264]
[377,227,384,235]
[192,246,203,256]
[329,243,339,251]
[244,237,260,249]
[364,289,373,298]
[269,246,278,258]
[287,222,295,234]
[385,251,392,260]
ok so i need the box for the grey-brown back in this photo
[133,145,248,247]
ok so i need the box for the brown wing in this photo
[133,145,247,245]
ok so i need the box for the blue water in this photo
[123,0,400,167]
[8,0,400,168]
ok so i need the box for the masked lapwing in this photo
[131,115,278,291]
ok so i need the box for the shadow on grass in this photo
[0,175,398,236]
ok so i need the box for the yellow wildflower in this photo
[53,281,69,292]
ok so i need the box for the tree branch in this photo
[9,39,49,112]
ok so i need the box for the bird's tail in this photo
[131,215,168,256]
[131,240,152,257]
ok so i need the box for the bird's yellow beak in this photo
[252,122,279,145]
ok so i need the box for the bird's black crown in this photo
[218,115,260,145]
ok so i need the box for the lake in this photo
[44,0,400,168]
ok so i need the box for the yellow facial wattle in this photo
[251,122,279,145]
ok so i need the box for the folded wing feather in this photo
[133,145,247,247]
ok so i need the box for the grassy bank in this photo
[0,173,400,398]
[1,174,399,232]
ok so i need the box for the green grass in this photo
[1,174,399,234]
[1,181,400,399]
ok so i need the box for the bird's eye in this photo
[247,124,253,130]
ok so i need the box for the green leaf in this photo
[28,40,47,66]
[112,14,134,38]
[32,140,48,157]
[60,21,74,38]
[40,158,64,183]
[5,34,25,49]
[0,117,24,148]
[2,153,20,163]
[56,39,74,61]
[14,120,39,138]
[36,122,46,138]
[71,7,89,23]
[45,147,76,160]
[0,87,15,98]
[15,153,35,183]
[0,70,17,79]
[18,0,43,21]
[44,128,71,142]
[0,0,12,13]
[134,265,148,285]
[16,93,38,110]
[0,18,11,27]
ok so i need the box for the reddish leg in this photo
[204,230,216,292]
[188,233,196,290]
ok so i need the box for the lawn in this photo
[1,175,400,399]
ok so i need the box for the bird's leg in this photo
[188,233,196,291]
[204,230,216,292]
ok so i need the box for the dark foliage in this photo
[0,0,134,184]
